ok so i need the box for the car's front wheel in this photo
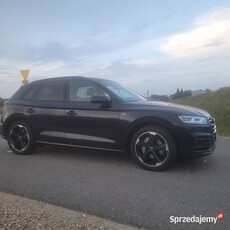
[7,121,35,155]
[130,126,177,171]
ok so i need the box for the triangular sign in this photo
[20,70,30,80]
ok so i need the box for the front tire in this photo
[130,126,177,171]
[7,121,35,155]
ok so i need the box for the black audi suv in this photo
[0,77,216,171]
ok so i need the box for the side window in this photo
[36,81,64,101]
[22,85,40,100]
[69,80,110,102]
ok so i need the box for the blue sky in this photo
[0,0,230,98]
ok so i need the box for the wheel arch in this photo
[125,117,180,153]
[4,114,32,137]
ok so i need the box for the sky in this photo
[0,0,230,98]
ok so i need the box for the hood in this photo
[127,100,211,117]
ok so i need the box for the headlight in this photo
[178,115,208,124]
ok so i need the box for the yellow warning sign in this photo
[20,70,30,80]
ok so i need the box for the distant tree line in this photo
[171,88,192,100]
[149,94,169,101]
[149,88,192,101]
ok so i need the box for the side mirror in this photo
[90,95,111,105]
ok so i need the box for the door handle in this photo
[66,111,77,116]
[27,108,35,113]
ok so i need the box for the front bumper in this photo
[190,132,216,157]
[177,118,217,158]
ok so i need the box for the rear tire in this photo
[130,126,177,171]
[7,121,35,155]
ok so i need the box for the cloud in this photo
[25,41,72,62]
[195,7,230,25]
[160,7,230,58]
[124,58,157,67]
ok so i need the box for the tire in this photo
[130,125,177,171]
[7,120,35,155]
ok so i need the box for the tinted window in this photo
[36,81,64,101]
[22,85,40,100]
[69,80,110,102]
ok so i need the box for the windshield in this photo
[100,80,146,102]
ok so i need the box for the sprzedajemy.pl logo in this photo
[170,212,224,225]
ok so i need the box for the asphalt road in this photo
[0,137,229,230]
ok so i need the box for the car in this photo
[0,76,216,171]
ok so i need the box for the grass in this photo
[173,87,230,136]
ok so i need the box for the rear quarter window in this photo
[22,85,40,100]
[36,81,65,101]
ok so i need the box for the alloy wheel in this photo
[134,131,169,168]
[9,124,30,152]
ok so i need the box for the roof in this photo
[30,76,113,84]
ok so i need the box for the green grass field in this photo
[173,87,230,136]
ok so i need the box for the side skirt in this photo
[36,141,125,152]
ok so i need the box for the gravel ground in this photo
[0,192,142,230]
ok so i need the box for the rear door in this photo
[23,79,66,143]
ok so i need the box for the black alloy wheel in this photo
[7,121,35,155]
[131,126,177,171]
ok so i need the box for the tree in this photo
[176,88,180,95]
[171,88,191,99]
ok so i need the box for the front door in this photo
[64,79,122,150]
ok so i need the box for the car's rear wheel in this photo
[7,121,35,155]
[130,126,177,171]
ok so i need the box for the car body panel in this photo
[64,106,122,149]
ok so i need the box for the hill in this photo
[173,87,230,135]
